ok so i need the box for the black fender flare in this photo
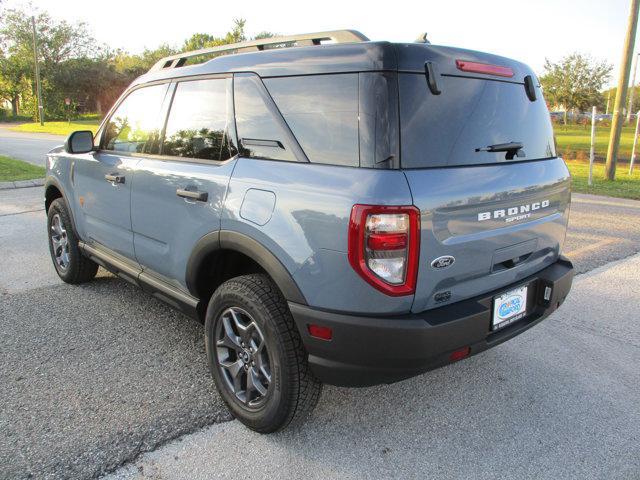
[185,230,307,305]
[44,177,80,234]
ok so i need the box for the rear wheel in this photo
[205,274,322,433]
[47,198,98,284]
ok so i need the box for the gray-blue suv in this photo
[45,30,574,432]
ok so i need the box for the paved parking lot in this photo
[1,186,639,479]
[109,256,640,480]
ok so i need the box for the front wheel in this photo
[205,274,322,433]
[47,198,98,284]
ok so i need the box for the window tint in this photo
[102,84,168,154]
[233,75,297,162]
[358,72,399,168]
[399,74,555,168]
[264,74,359,167]
[162,78,237,161]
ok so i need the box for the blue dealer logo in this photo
[498,295,523,318]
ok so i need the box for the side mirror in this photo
[65,130,95,154]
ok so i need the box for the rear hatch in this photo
[396,44,571,313]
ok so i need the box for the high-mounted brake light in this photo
[455,59,514,78]
[348,205,420,296]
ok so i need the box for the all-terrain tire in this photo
[205,274,322,433]
[47,198,98,284]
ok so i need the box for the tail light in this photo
[348,205,420,296]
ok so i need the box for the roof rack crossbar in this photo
[149,30,369,72]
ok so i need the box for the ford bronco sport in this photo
[45,30,574,433]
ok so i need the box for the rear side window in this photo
[162,78,237,161]
[399,74,555,168]
[264,74,359,167]
[102,83,168,154]
[233,75,297,162]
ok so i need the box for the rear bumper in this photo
[290,256,574,387]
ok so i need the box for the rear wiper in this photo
[475,142,525,160]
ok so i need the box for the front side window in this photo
[102,83,168,154]
[162,78,237,161]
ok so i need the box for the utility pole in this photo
[630,110,640,174]
[31,16,44,126]
[606,90,611,115]
[627,53,640,122]
[606,0,640,180]
[589,106,597,186]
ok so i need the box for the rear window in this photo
[264,74,359,167]
[399,74,555,168]
[234,74,297,162]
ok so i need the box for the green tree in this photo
[540,53,612,123]
[182,33,218,51]
[0,8,101,118]
[181,18,274,53]
[1,8,274,119]
[254,31,276,40]
[0,54,30,115]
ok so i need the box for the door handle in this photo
[105,173,125,184]
[176,188,208,202]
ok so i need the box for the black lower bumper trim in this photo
[290,256,574,387]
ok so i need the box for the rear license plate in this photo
[492,285,528,330]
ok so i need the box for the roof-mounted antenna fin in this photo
[415,32,430,44]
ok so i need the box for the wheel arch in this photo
[44,178,80,234]
[45,181,64,212]
[186,230,307,309]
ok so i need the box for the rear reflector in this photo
[449,346,471,362]
[308,324,333,341]
[455,59,514,78]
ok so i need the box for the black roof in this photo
[133,41,534,87]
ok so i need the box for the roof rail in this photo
[149,30,370,72]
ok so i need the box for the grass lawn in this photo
[10,118,100,136]
[554,123,636,159]
[565,159,640,200]
[0,156,46,182]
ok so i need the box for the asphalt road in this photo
[1,186,639,479]
[0,126,63,166]
[109,255,640,480]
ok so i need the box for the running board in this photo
[79,242,200,320]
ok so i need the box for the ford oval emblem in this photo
[431,255,455,269]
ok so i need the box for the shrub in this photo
[575,150,589,161]
[563,146,575,160]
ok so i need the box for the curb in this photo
[0,178,45,190]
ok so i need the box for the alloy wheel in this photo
[215,307,272,408]
[50,213,70,271]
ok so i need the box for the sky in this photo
[5,0,639,86]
